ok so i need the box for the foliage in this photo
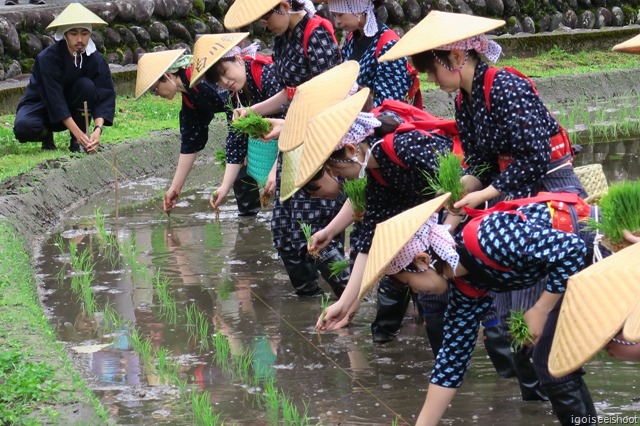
[423,151,465,204]
[230,109,272,138]
[589,180,640,245]
[506,309,533,350]
[329,259,351,279]
[343,178,366,219]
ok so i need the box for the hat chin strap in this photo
[353,140,381,179]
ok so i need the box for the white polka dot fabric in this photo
[335,112,381,150]
[439,35,502,63]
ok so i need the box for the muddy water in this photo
[37,142,639,425]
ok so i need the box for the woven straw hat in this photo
[294,88,371,189]
[46,3,106,29]
[135,49,186,100]
[358,193,450,300]
[574,164,609,204]
[379,11,505,62]
[548,242,640,378]
[613,33,640,54]
[279,60,361,152]
[190,32,250,88]
[224,0,280,29]
[280,145,303,202]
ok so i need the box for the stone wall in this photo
[0,0,639,81]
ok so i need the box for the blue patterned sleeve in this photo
[306,26,341,76]
[372,41,412,106]
[488,72,553,194]
[430,286,493,388]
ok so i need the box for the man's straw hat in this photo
[294,88,370,189]
[548,242,640,378]
[379,11,505,62]
[224,0,280,30]
[280,145,304,202]
[46,3,107,29]
[612,33,640,54]
[358,194,450,300]
[190,33,250,88]
[278,60,361,152]
[135,49,185,100]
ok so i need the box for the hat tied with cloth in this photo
[358,194,450,300]
[189,33,251,88]
[548,242,640,378]
[225,0,316,30]
[135,49,188,99]
[385,214,459,276]
[328,0,378,37]
[378,10,505,63]
[47,3,107,68]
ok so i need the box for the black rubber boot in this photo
[513,347,548,401]
[483,325,517,378]
[316,246,349,298]
[41,132,56,150]
[279,250,323,296]
[234,167,261,216]
[542,378,597,426]
[423,312,445,358]
[370,277,411,344]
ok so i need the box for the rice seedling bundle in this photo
[299,221,319,258]
[423,151,465,211]
[506,309,533,349]
[231,109,272,138]
[589,180,640,251]
[343,178,366,221]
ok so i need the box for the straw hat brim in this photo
[379,10,505,62]
[280,146,303,202]
[279,61,361,152]
[224,0,280,29]
[612,33,640,54]
[46,3,107,29]
[190,33,250,88]
[358,193,451,300]
[135,49,186,100]
[573,164,608,204]
[623,300,640,341]
[548,242,640,378]
[295,89,371,189]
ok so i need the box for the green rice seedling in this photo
[214,149,226,171]
[261,377,281,422]
[212,333,232,373]
[185,304,197,330]
[53,234,66,257]
[94,208,109,243]
[102,303,130,334]
[231,109,272,138]
[343,177,367,221]
[78,276,97,316]
[423,151,465,208]
[152,269,177,324]
[298,221,319,258]
[191,391,223,426]
[329,259,350,279]
[156,347,169,382]
[216,276,235,301]
[318,293,332,324]
[589,180,640,249]
[196,311,211,352]
[129,329,154,371]
[506,309,533,350]
[232,349,255,382]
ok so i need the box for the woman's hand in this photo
[316,299,356,331]
[623,229,640,244]
[264,169,277,195]
[233,107,249,121]
[262,118,284,141]
[210,185,231,210]
[86,127,101,153]
[524,305,549,345]
[309,228,333,253]
[163,187,180,212]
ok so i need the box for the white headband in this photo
[222,43,259,60]
[328,0,378,37]
[54,24,96,67]
[385,214,459,275]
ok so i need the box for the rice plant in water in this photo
[152,269,177,324]
[318,293,332,324]
[231,109,272,138]
[589,180,640,249]
[191,391,223,426]
[423,151,465,207]
[299,221,319,258]
[343,178,366,221]
[507,309,533,350]
[329,259,350,279]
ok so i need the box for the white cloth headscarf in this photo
[290,0,316,16]
[222,43,260,60]
[328,0,378,37]
[54,23,96,68]
[438,35,502,63]
[385,214,459,275]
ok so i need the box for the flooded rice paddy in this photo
[35,140,639,425]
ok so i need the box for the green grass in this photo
[0,221,109,423]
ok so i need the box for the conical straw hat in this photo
[358,193,450,300]
[224,0,280,29]
[135,49,186,100]
[548,242,640,378]
[280,145,303,202]
[279,60,360,152]
[46,3,107,29]
[623,300,640,341]
[295,88,370,189]
[612,33,640,54]
[379,10,505,62]
[190,32,250,88]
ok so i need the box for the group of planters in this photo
[3,0,640,424]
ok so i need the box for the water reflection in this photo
[36,146,640,425]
